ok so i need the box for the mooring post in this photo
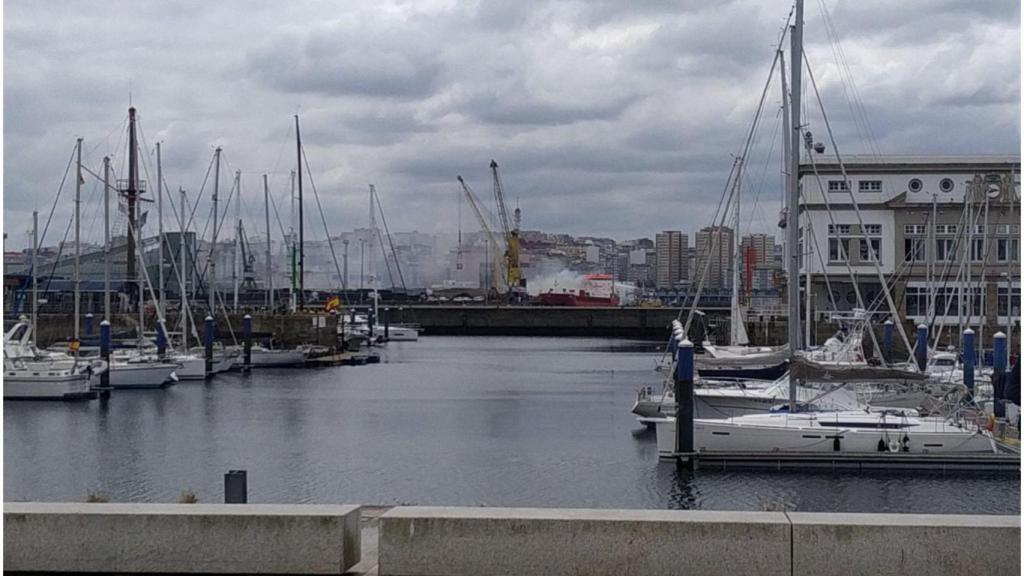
[99,320,111,395]
[154,319,167,359]
[962,328,975,398]
[384,307,390,340]
[993,332,1007,419]
[85,313,94,337]
[915,323,928,372]
[675,337,695,460]
[883,319,893,365]
[204,316,215,378]
[224,470,247,504]
[242,314,252,371]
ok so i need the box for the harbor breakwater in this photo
[4,503,1019,575]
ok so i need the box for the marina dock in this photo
[663,450,1021,473]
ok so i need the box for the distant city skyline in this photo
[4,1,1019,250]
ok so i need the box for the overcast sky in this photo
[3,0,1020,250]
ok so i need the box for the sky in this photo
[3,0,1020,251]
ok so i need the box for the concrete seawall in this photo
[4,503,1017,575]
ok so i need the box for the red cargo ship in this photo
[534,274,620,307]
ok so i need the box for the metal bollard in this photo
[224,470,247,504]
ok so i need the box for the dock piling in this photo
[204,316,214,378]
[963,328,975,396]
[99,320,111,395]
[883,319,893,365]
[243,314,252,371]
[156,319,167,359]
[915,323,928,372]
[675,337,694,461]
[85,313,94,336]
[994,332,1007,418]
[384,307,390,340]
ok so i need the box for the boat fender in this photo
[876,438,887,452]
[832,436,841,452]
[901,434,910,452]
[888,439,901,453]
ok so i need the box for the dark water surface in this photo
[4,337,1019,513]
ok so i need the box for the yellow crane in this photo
[490,160,525,297]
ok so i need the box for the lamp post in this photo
[359,239,365,295]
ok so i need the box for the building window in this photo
[829,238,850,262]
[905,286,927,317]
[997,238,1019,262]
[828,180,850,193]
[908,178,923,192]
[903,224,926,236]
[828,224,851,235]
[935,225,957,235]
[859,180,882,193]
[905,238,925,262]
[939,178,955,192]
[935,238,954,261]
[859,224,882,263]
[971,238,985,263]
[998,286,1021,317]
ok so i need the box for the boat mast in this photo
[369,184,379,325]
[264,174,273,311]
[103,156,111,321]
[730,157,743,345]
[180,187,189,351]
[126,107,139,299]
[786,0,803,354]
[74,137,82,341]
[295,115,305,310]
[210,146,221,315]
[31,210,38,335]
[233,170,241,312]
[289,169,296,312]
[157,142,164,319]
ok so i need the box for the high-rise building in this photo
[655,231,687,289]
[741,233,774,266]
[694,226,734,290]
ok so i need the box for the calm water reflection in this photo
[4,337,1019,513]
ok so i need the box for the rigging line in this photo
[816,0,881,158]
[804,51,912,365]
[744,106,783,236]
[802,136,883,360]
[928,202,977,352]
[300,143,347,295]
[375,222,396,289]
[375,190,408,292]
[680,43,785,334]
[38,145,77,249]
[799,190,839,313]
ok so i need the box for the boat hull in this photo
[655,417,996,456]
[4,373,95,401]
[696,360,789,381]
[108,363,178,389]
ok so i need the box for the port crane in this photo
[489,160,526,299]
[457,175,505,296]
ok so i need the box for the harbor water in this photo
[4,336,1019,513]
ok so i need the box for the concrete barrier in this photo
[790,512,1020,576]
[3,502,361,574]
[379,506,791,576]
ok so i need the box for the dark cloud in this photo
[3,0,1019,249]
